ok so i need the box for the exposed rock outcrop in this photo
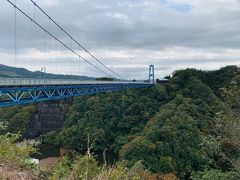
[24,99,72,138]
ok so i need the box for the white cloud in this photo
[1,0,240,79]
[38,0,60,7]
[2,46,240,79]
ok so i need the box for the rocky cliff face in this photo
[24,99,72,138]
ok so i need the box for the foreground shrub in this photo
[51,154,142,180]
[191,169,240,180]
[0,133,36,168]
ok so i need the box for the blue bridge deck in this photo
[0,78,153,107]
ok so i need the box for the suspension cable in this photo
[6,0,114,78]
[14,0,17,72]
[29,0,126,80]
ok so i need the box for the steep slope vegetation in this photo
[1,66,240,179]
[46,66,240,179]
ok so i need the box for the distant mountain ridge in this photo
[0,64,95,80]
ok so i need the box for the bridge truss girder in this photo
[0,83,152,107]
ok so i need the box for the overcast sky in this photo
[1,0,240,79]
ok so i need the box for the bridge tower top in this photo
[149,64,154,84]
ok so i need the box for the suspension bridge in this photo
[0,0,154,107]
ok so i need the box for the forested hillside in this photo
[0,64,94,80]
[1,66,240,179]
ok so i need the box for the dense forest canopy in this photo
[1,66,240,179]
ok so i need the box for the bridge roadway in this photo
[0,78,153,107]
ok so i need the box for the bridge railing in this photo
[0,78,148,86]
